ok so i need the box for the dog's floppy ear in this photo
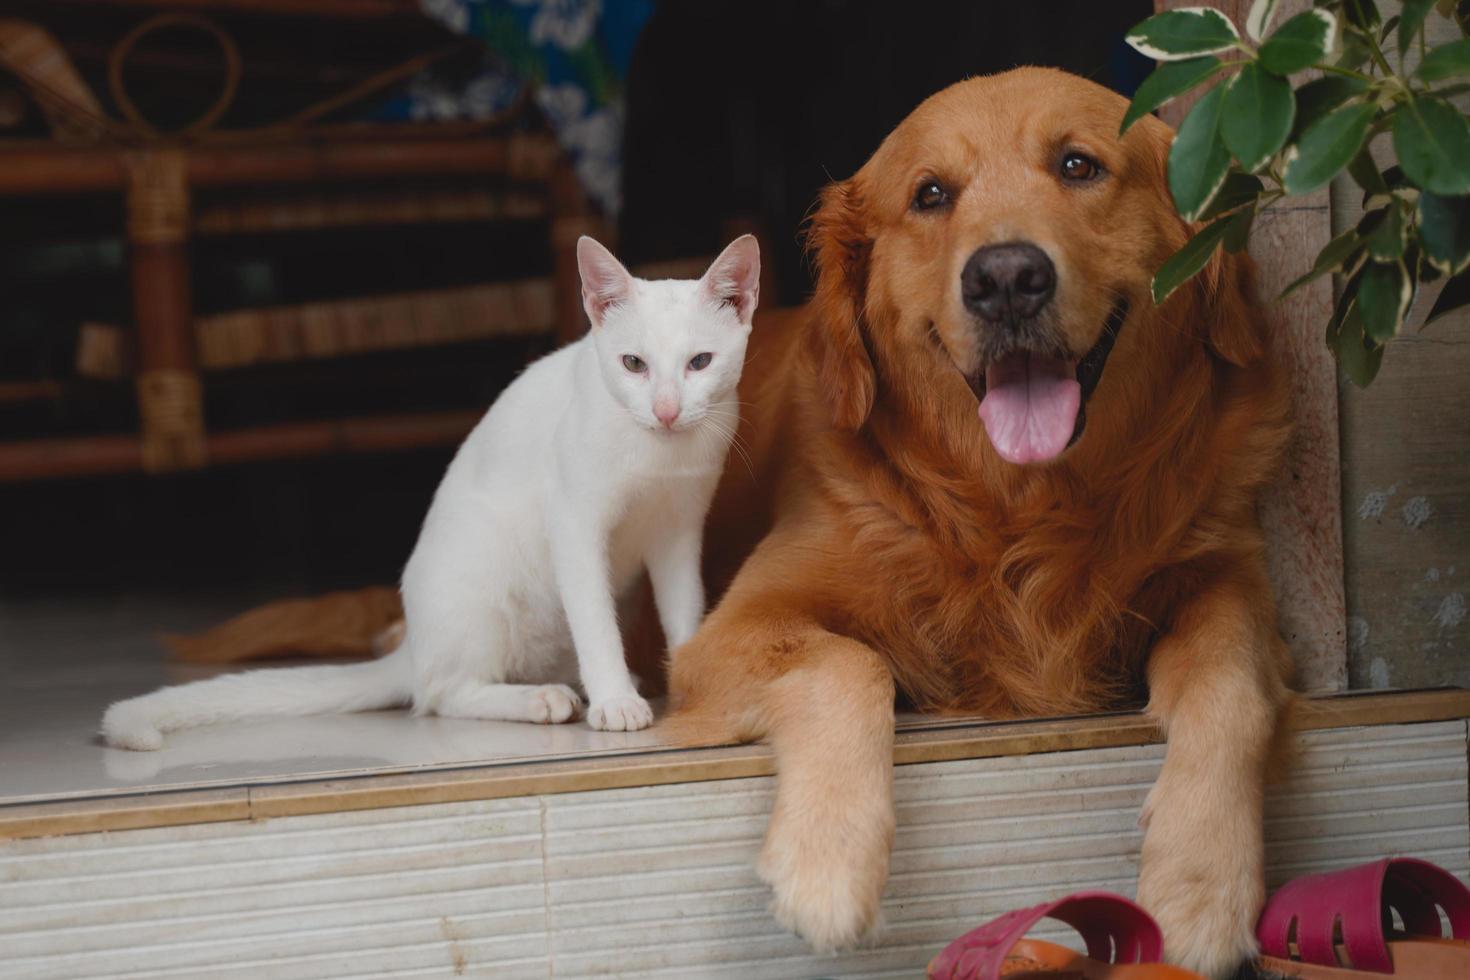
[1139,113,1268,367]
[806,178,876,430]
[1198,241,1267,367]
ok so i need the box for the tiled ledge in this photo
[2,689,1466,841]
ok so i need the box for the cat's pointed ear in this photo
[701,234,760,325]
[577,236,633,328]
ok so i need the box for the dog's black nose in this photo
[961,242,1056,323]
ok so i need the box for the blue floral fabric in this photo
[378,0,653,214]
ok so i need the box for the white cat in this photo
[102,235,759,749]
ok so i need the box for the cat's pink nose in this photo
[654,401,680,429]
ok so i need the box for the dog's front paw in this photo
[1137,788,1263,978]
[1141,874,1259,979]
[756,809,889,952]
[588,693,653,732]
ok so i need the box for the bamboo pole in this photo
[0,132,562,195]
[0,411,479,482]
[126,147,206,472]
[548,158,607,346]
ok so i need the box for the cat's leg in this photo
[435,682,582,724]
[402,542,583,725]
[549,516,652,732]
[644,495,708,649]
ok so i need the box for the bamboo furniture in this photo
[0,15,607,481]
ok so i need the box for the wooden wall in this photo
[1159,1,1470,691]
[1334,8,1470,689]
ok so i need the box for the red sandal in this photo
[927,891,1202,979]
[1256,857,1470,978]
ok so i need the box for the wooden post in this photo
[547,158,609,347]
[126,148,206,472]
[1154,0,1347,691]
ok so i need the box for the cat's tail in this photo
[100,648,413,751]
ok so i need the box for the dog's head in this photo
[807,67,1263,465]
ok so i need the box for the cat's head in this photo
[577,235,759,433]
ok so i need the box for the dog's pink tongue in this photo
[977,353,1081,465]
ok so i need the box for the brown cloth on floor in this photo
[162,581,670,695]
[163,587,404,663]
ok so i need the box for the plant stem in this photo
[1363,24,1397,78]
[1312,63,1376,82]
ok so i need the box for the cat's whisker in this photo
[698,416,756,481]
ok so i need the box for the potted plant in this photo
[1123,0,1470,384]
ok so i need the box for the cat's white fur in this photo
[101,236,759,750]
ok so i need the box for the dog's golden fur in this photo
[662,68,1294,977]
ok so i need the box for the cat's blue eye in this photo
[622,354,647,373]
[688,353,713,371]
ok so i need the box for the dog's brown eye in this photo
[1060,153,1101,182]
[912,181,950,211]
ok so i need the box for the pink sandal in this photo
[927,891,1202,979]
[1256,857,1470,978]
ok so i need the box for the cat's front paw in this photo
[528,685,582,724]
[588,694,653,732]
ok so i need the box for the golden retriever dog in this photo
[664,67,1294,977]
[163,64,1291,978]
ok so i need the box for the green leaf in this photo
[1127,8,1242,60]
[1326,268,1363,344]
[1347,147,1390,194]
[1380,165,1412,190]
[1200,171,1267,220]
[1419,190,1470,274]
[1423,267,1470,327]
[1380,14,1402,43]
[1335,304,1385,386]
[1413,242,1444,283]
[1260,10,1338,74]
[1394,96,1470,196]
[1417,38,1470,82]
[1247,0,1283,41]
[1342,0,1382,31]
[1120,57,1223,135]
[1291,76,1370,139]
[1397,0,1436,55]
[1357,258,1413,340]
[1221,63,1296,170]
[1223,204,1257,252]
[1282,226,1364,296]
[1168,83,1234,221]
[1282,102,1377,194]
[1152,214,1233,304]
[1335,26,1374,69]
[1363,204,1406,259]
